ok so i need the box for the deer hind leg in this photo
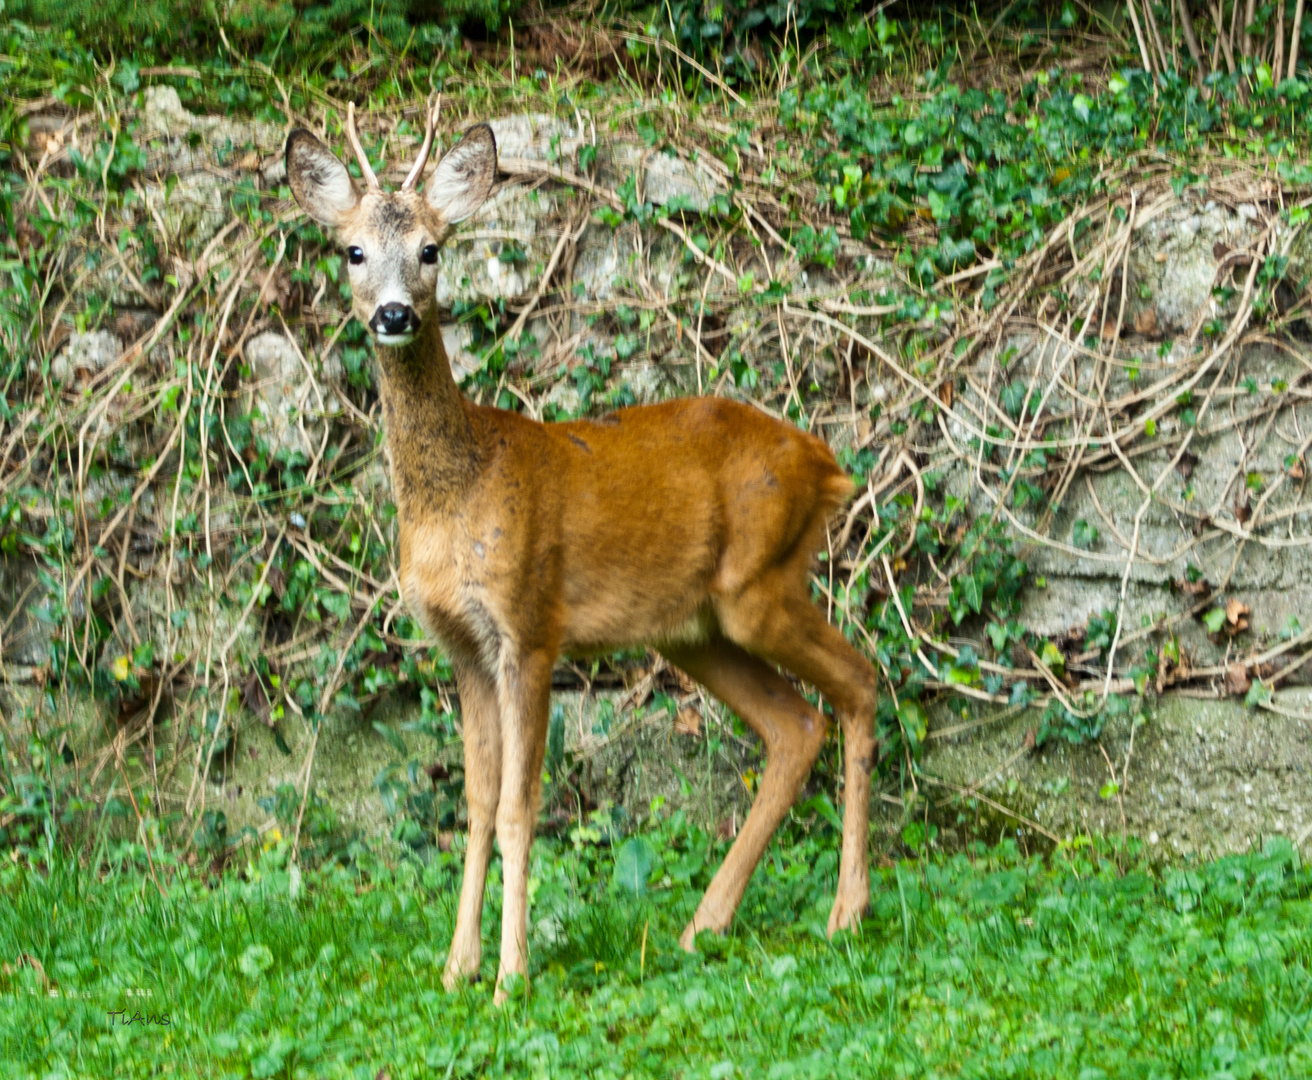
[444,662,501,991]
[661,636,829,952]
[718,584,880,938]
[491,646,554,1005]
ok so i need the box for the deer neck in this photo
[374,314,480,514]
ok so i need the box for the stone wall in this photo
[5,97,1310,864]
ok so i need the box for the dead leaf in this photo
[1213,240,1231,261]
[28,127,64,156]
[1288,456,1305,480]
[254,265,292,310]
[1175,450,1199,480]
[1022,728,1037,751]
[169,256,196,293]
[938,380,954,408]
[1234,497,1252,526]
[1100,318,1121,343]
[437,832,454,853]
[237,151,261,171]
[1153,250,1169,264]
[715,816,736,841]
[265,565,287,599]
[242,671,273,726]
[674,707,702,738]
[1173,576,1211,597]
[1224,662,1251,696]
[112,310,157,342]
[1224,597,1251,633]
[424,761,451,784]
[1133,306,1159,337]
[671,667,697,694]
[46,323,73,357]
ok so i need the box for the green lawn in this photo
[2,816,1310,1079]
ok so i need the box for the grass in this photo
[2,819,1311,1078]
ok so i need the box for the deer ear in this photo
[425,124,497,225]
[285,129,360,227]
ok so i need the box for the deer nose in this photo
[372,302,416,336]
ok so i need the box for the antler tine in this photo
[345,101,380,192]
[402,95,441,191]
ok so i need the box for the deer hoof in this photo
[442,957,481,992]
[493,970,526,1007]
[678,921,699,953]
[826,893,868,937]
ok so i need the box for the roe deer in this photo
[285,103,881,1002]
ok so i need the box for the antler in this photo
[402,95,441,191]
[345,101,380,192]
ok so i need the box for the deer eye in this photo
[347,246,365,265]
[421,244,439,265]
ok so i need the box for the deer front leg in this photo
[491,646,554,1006]
[443,663,501,991]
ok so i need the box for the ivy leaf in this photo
[1072,519,1098,550]
[901,821,937,851]
[321,591,351,622]
[1040,640,1066,676]
[927,189,952,224]
[946,661,980,687]
[896,699,929,749]
[372,721,408,758]
[1244,679,1273,710]
[986,621,1008,652]
[960,573,983,615]
[613,837,654,894]
[1000,378,1030,419]
[1202,607,1227,634]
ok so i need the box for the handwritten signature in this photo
[107,1010,172,1027]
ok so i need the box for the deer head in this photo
[285,103,497,345]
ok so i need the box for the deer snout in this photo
[371,302,419,339]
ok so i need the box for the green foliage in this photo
[627,0,870,84]
[1037,690,1144,748]
[946,519,1028,625]
[1000,377,1039,420]
[3,0,509,58]
[612,836,655,894]
[774,54,1312,299]
[1071,518,1099,550]
[2,833,1309,1076]
[1084,609,1117,654]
